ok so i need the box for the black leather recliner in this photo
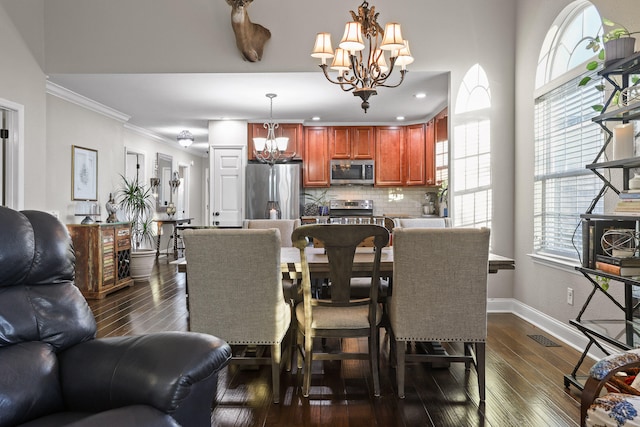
[0,208,232,427]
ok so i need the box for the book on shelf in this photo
[615,199,640,212]
[595,261,640,276]
[619,191,640,199]
[595,254,640,267]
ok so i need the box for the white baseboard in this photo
[488,298,618,362]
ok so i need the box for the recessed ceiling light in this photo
[312,116,321,121]
[396,116,405,121]
[414,92,427,99]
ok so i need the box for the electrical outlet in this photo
[567,287,574,305]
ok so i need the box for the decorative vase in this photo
[604,38,636,66]
[129,249,156,282]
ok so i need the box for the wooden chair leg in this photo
[297,328,304,370]
[370,331,381,397]
[396,340,406,399]
[271,344,281,404]
[476,342,486,402]
[303,335,313,397]
[464,342,472,370]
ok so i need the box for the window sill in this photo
[528,253,581,274]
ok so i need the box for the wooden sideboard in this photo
[67,223,134,299]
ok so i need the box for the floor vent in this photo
[527,334,561,347]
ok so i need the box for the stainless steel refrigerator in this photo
[245,162,302,219]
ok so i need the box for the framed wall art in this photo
[72,145,98,201]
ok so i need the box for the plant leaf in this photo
[592,104,604,112]
[578,76,592,86]
[586,60,599,71]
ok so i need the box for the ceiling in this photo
[20,0,451,155]
[47,71,449,154]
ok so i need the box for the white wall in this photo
[513,0,640,324]
[0,1,47,210]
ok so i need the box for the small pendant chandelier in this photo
[311,1,414,113]
[253,93,295,165]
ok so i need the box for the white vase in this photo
[129,249,156,282]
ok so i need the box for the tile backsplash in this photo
[303,186,441,217]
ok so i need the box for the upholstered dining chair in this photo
[243,218,302,304]
[243,218,302,247]
[389,227,490,400]
[182,228,292,404]
[291,223,390,398]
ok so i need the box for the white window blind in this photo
[533,71,603,260]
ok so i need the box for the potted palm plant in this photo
[117,174,156,282]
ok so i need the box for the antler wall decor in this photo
[226,0,271,62]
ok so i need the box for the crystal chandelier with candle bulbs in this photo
[311,1,414,113]
[253,93,295,165]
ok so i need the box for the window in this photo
[453,64,492,229]
[533,1,603,261]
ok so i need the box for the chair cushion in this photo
[586,393,640,427]
[16,405,179,427]
[296,302,381,329]
[0,342,64,427]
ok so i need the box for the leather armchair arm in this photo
[58,332,231,423]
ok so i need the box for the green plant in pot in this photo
[579,19,639,111]
[303,189,331,216]
[116,174,156,282]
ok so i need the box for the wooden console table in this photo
[153,218,193,259]
[67,222,134,299]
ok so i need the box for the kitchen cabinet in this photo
[247,123,303,161]
[329,126,374,159]
[425,119,436,185]
[67,223,134,299]
[375,126,405,186]
[564,51,640,392]
[405,123,427,186]
[303,126,330,187]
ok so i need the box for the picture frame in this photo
[72,145,98,201]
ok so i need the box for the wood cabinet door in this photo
[248,123,303,160]
[303,127,330,187]
[351,126,374,159]
[425,119,436,185]
[375,126,404,186]
[405,124,426,186]
[329,127,351,159]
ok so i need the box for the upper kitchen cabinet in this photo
[375,126,405,186]
[303,127,330,187]
[329,126,374,159]
[247,123,303,161]
[405,123,427,186]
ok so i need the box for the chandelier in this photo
[311,1,414,113]
[253,93,295,165]
[177,130,194,148]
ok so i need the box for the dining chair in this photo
[182,228,292,404]
[291,223,390,398]
[394,217,451,228]
[244,218,302,303]
[389,227,490,400]
[243,218,302,247]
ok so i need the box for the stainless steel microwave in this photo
[330,160,375,185]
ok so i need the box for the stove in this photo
[329,199,374,217]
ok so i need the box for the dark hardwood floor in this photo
[88,260,589,427]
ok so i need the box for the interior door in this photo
[210,146,245,227]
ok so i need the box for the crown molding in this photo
[46,81,131,123]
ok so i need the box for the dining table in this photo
[176,246,514,277]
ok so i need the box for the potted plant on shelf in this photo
[303,189,331,216]
[579,19,639,111]
[117,174,156,282]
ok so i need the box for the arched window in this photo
[533,1,603,261]
[453,64,492,229]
